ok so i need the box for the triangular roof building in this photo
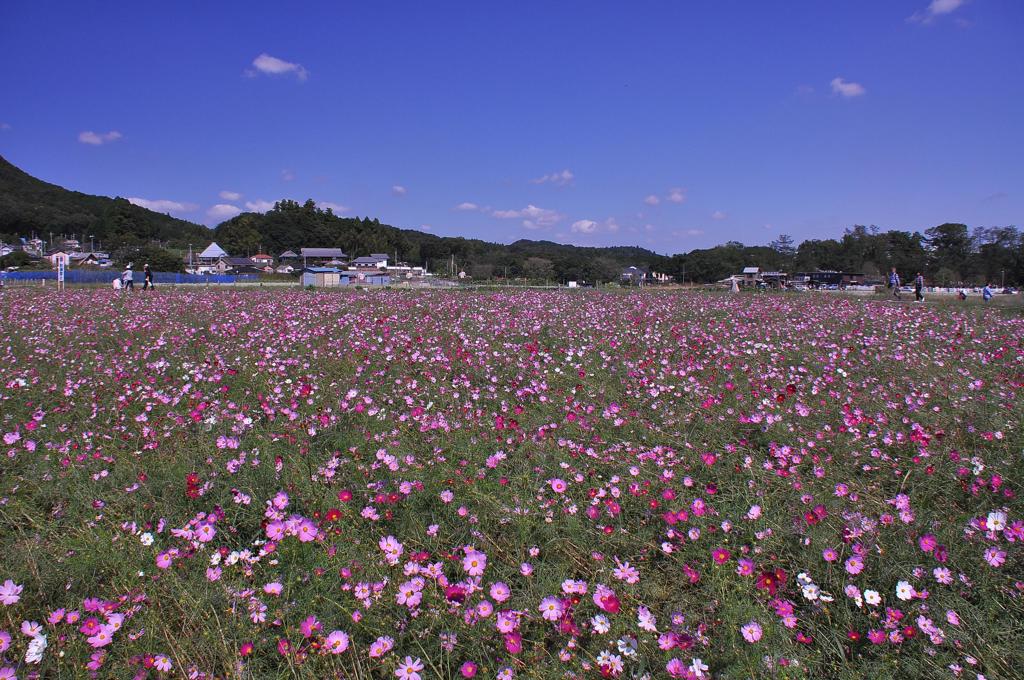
[199,242,228,259]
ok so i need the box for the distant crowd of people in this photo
[888,267,996,303]
[115,263,154,291]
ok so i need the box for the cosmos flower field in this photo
[0,288,1021,680]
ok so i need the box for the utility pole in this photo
[1001,270,1005,289]
[188,244,193,272]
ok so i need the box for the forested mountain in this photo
[1,155,1020,284]
[0,155,213,250]
[214,199,670,281]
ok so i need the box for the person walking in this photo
[142,263,154,290]
[982,283,993,302]
[888,268,901,300]
[914,273,924,302]
[122,263,134,291]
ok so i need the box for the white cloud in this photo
[605,218,620,233]
[830,77,866,98]
[317,201,348,214]
[245,199,276,213]
[78,130,122,145]
[454,202,479,211]
[909,0,965,22]
[687,228,704,236]
[666,187,687,204]
[281,169,295,181]
[531,169,574,186]
[571,219,597,234]
[0,122,10,131]
[127,197,197,214]
[249,53,308,81]
[392,185,407,197]
[419,224,432,231]
[207,204,242,220]
[492,204,562,228]
[711,210,727,221]
[219,190,242,201]
[644,194,660,206]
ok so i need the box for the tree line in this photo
[2,155,1019,284]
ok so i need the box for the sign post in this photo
[57,260,65,292]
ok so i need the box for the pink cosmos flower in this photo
[844,555,864,575]
[265,521,285,541]
[299,615,321,638]
[296,519,318,542]
[462,551,487,576]
[155,552,173,570]
[712,548,731,564]
[395,656,424,680]
[0,580,23,606]
[325,630,349,654]
[490,582,511,602]
[983,546,1006,567]
[87,625,115,648]
[460,661,479,677]
[0,631,9,653]
[504,631,522,655]
[154,655,172,672]
[538,596,564,622]
[21,620,42,637]
[741,620,763,643]
[369,635,394,658]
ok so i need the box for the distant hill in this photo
[212,199,670,281]
[0,155,670,280]
[0,154,213,250]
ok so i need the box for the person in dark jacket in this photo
[914,273,924,302]
[143,264,154,290]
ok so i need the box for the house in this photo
[369,253,389,268]
[276,264,295,274]
[302,267,345,287]
[216,257,258,274]
[760,271,787,288]
[621,265,650,285]
[300,248,348,265]
[71,253,101,267]
[302,267,392,287]
[279,250,299,262]
[251,253,274,267]
[351,255,388,269]
[741,267,760,284]
[46,250,72,268]
[198,242,228,263]
[22,238,45,256]
[62,239,81,251]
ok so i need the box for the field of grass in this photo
[0,288,1021,679]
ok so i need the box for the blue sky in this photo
[1,1,1021,254]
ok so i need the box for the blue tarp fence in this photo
[1,270,259,285]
